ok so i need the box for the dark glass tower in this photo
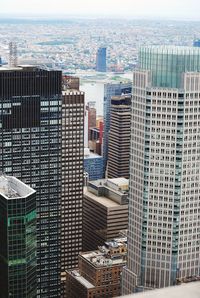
[96,47,107,72]
[193,39,200,47]
[103,82,132,176]
[0,66,62,297]
[0,175,37,298]
[107,94,131,179]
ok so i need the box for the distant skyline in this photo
[1,0,200,21]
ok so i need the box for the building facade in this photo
[83,178,128,251]
[103,82,132,176]
[61,89,84,270]
[107,94,131,178]
[84,148,104,181]
[66,237,127,298]
[96,47,107,72]
[0,66,62,297]
[0,175,37,298]
[122,46,200,294]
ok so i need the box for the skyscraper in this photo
[103,82,132,176]
[96,47,107,72]
[0,175,37,298]
[86,101,97,140]
[122,46,200,294]
[107,94,131,178]
[0,66,62,297]
[61,88,84,270]
[193,39,200,47]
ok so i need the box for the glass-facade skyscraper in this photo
[0,175,37,298]
[107,94,131,179]
[123,46,200,294]
[96,47,107,72]
[0,66,62,297]
[193,39,200,47]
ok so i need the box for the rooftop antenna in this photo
[9,42,18,67]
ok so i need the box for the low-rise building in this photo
[66,237,127,298]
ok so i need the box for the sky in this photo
[1,0,200,20]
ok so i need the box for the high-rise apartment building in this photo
[103,82,132,175]
[0,175,37,298]
[61,88,84,270]
[122,46,200,294]
[96,47,107,72]
[0,66,62,297]
[107,94,131,178]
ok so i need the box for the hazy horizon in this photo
[0,0,200,21]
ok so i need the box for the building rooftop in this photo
[120,282,200,298]
[0,65,57,72]
[0,175,35,200]
[69,270,94,289]
[85,178,129,205]
[81,237,127,268]
[107,178,129,191]
[140,45,200,55]
[84,148,103,159]
[84,187,120,208]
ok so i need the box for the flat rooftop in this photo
[0,65,54,72]
[120,282,200,298]
[84,187,121,208]
[81,249,126,267]
[0,175,35,200]
[69,270,94,289]
[107,177,129,188]
[84,148,103,159]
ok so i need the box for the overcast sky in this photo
[1,0,200,20]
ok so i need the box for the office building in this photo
[107,94,131,178]
[193,39,200,47]
[0,65,62,297]
[89,117,103,156]
[83,177,128,251]
[61,87,84,297]
[84,171,89,186]
[103,82,132,176]
[66,237,127,298]
[0,175,37,298]
[96,47,107,72]
[62,89,84,270]
[62,75,80,90]
[84,148,104,181]
[86,102,97,137]
[122,46,200,294]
